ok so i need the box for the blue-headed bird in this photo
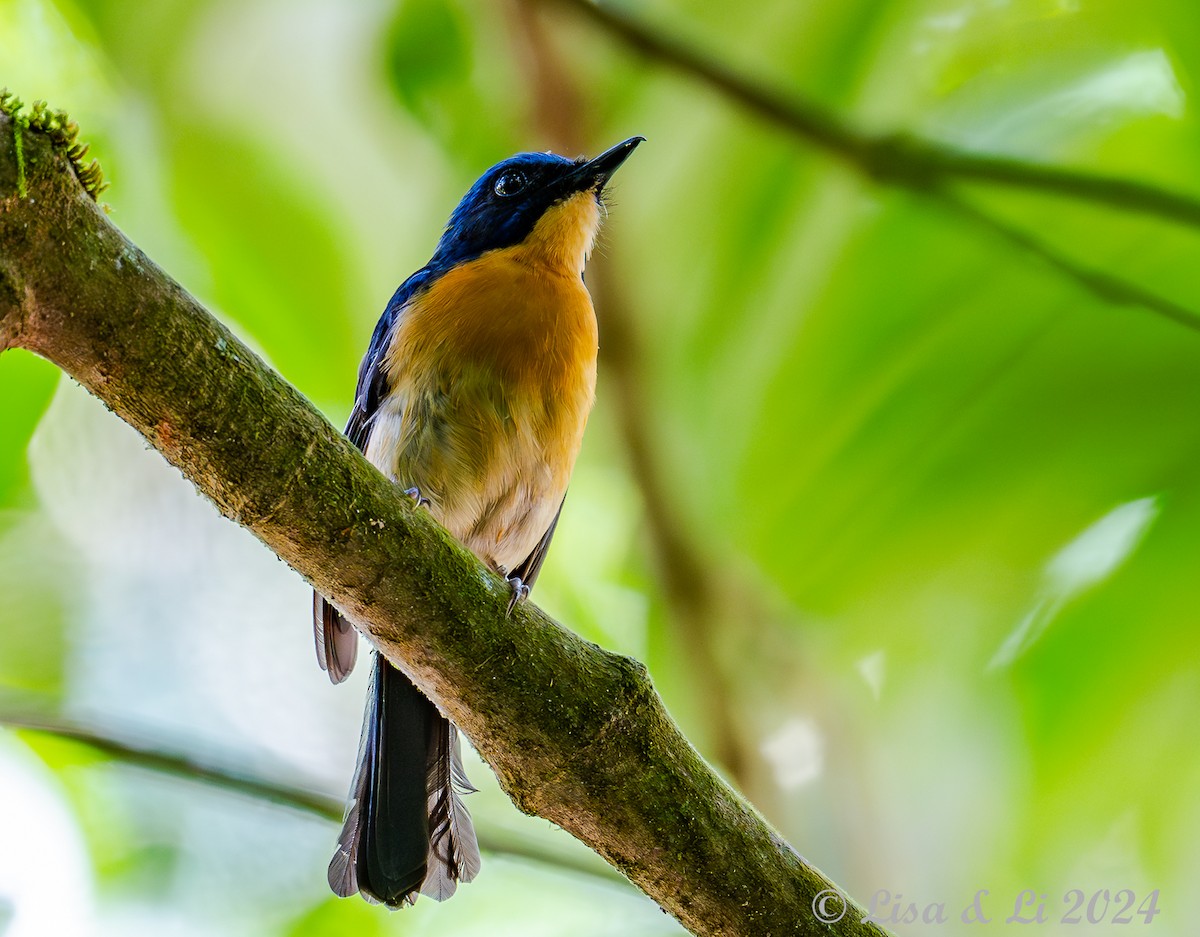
[314,136,643,907]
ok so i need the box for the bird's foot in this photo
[402,486,431,509]
[504,575,530,616]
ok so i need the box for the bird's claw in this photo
[402,486,431,509]
[505,575,530,616]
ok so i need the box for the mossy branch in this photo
[0,111,887,936]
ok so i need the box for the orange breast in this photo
[368,246,599,570]
[393,248,598,393]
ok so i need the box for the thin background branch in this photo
[0,712,629,884]
[541,0,1200,229]
[537,0,1200,333]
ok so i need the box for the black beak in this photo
[565,136,645,195]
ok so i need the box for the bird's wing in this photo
[509,496,566,591]
[314,269,437,683]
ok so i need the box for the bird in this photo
[314,135,644,908]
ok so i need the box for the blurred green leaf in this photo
[57,0,202,90]
[386,0,470,111]
[286,895,396,937]
[166,120,366,403]
[0,350,58,506]
[0,540,68,696]
[383,0,521,167]
[0,183,72,740]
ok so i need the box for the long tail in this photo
[328,651,481,907]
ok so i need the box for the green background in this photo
[1,0,1198,934]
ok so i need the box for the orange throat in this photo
[507,190,602,276]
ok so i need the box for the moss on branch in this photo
[1,89,106,199]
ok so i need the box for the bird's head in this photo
[431,136,644,275]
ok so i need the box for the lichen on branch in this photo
[1,89,107,199]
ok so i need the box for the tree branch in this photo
[0,113,887,936]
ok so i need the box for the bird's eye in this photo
[493,171,528,197]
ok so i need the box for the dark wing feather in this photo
[509,496,566,590]
[314,270,438,683]
[313,592,358,685]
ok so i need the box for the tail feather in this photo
[420,723,482,900]
[327,692,370,899]
[329,650,480,907]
